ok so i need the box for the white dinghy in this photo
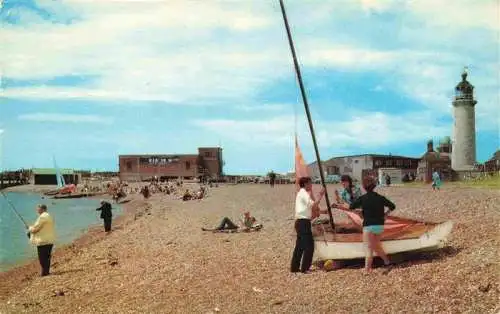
[313,216,454,260]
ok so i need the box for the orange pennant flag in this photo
[295,134,311,190]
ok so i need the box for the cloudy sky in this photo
[1,0,498,174]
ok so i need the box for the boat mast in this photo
[278,0,335,231]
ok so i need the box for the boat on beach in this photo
[312,216,454,260]
[43,157,77,197]
[53,192,100,199]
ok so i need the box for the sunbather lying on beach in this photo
[202,211,262,232]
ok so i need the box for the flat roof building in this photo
[32,168,80,185]
[308,153,420,182]
[119,147,223,182]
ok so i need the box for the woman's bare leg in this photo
[363,231,374,273]
[373,235,390,265]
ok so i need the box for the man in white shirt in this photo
[291,177,325,273]
[29,204,56,276]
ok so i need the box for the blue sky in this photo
[1,0,499,174]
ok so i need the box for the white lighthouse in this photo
[451,69,477,171]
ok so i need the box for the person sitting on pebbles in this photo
[182,189,193,201]
[202,211,262,232]
[195,186,206,200]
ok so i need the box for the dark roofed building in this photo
[417,138,453,182]
[308,153,420,182]
[32,168,79,185]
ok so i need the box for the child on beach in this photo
[334,176,396,274]
[431,169,442,191]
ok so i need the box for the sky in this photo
[0,0,499,174]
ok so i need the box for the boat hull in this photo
[314,220,454,260]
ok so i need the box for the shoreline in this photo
[0,193,144,301]
[0,184,498,313]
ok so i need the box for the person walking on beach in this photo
[431,169,442,191]
[334,176,396,274]
[28,204,55,277]
[290,177,325,273]
[141,186,150,200]
[96,200,113,233]
[269,171,277,188]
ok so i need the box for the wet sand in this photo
[1,183,498,313]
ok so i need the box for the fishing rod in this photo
[1,191,31,238]
[278,0,335,231]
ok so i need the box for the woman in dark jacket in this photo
[96,201,113,233]
[335,176,396,274]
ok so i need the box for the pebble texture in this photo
[0,183,498,314]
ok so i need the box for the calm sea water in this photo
[0,192,122,272]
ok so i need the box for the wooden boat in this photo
[312,216,454,260]
[44,190,59,196]
[53,192,96,199]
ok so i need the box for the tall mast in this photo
[278,0,335,231]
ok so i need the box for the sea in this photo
[0,191,122,272]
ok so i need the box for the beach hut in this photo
[32,168,79,185]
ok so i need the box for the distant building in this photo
[308,154,420,182]
[32,168,80,185]
[119,147,223,182]
[417,138,452,182]
[484,150,500,172]
[452,69,477,171]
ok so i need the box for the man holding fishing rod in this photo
[3,193,56,276]
[3,191,56,277]
[28,204,56,276]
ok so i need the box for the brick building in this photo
[417,138,453,182]
[484,150,500,172]
[119,147,223,182]
[308,154,420,182]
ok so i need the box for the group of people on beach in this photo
[25,177,218,276]
[291,175,396,274]
[23,169,438,277]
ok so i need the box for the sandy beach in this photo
[1,183,498,313]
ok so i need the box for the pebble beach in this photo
[0,183,499,314]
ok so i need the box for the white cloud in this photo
[2,86,181,103]
[339,0,499,31]
[235,103,287,112]
[192,110,450,151]
[2,0,498,130]
[359,0,400,13]
[18,113,114,124]
[1,1,286,104]
[405,0,499,31]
